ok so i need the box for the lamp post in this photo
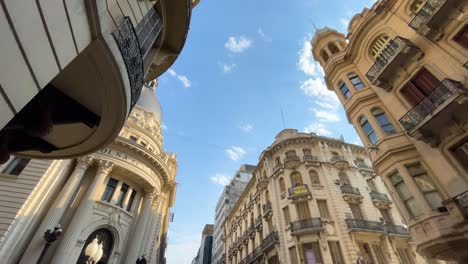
[136,255,147,264]
[84,237,103,264]
[37,224,63,264]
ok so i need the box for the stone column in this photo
[20,157,93,264]
[125,190,155,263]
[110,180,123,204]
[121,187,134,209]
[51,160,114,264]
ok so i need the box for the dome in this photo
[136,82,162,122]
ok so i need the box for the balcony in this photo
[247,223,255,238]
[330,155,349,170]
[288,184,312,201]
[409,0,461,41]
[357,163,373,173]
[261,231,279,251]
[399,79,468,146]
[366,37,423,91]
[262,202,273,219]
[345,218,385,233]
[341,185,363,203]
[370,191,392,208]
[384,224,410,237]
[272,162,283,174]
[284,154,301,169]
[257,176,268,190]
[290,218,324,235]
[453,191,468,219]
[303,155,319,163]
[255,215,263,230]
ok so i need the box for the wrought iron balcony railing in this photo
[366,37,417,83]
[262,202,272,215]
[370,191,391,202]
[261,231,279,251]
[303,155,319,162]
[340,185,361,196]
[112,17,144,111]
[409,0,447,32]
[357,163,373,171]
[345,218,385,232]
[330,155,347,163]
[290,218,323,233]
[454,191,468,219]
[384,224,410,235]
[255,215,262,227]
[399,79,468,131]
[288,184,311,198]
[284,154,300,163]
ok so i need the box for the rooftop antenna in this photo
[312,22,319,32]
[280,106,286,129]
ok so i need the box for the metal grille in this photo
[409,0,446,31]
[345,218,385,232]
[135,7,163,58]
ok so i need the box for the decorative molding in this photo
[97,160,114,175]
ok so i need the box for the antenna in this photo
[313,23,319,32]
[280,106,286,129]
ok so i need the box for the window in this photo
[321,50,329,63]
[397,248,416,264]
[359,116,379,144]
[309,170,320,185]
[317,200,331,218]
[279,177,286,193]
[328,43,340,54]
[401,68,439,106]
[339,172,351,186]
[303,242,323,264]
[379,208,393,224]
[283,206,291,225]
[126,189,137,211]
[2,157,30,175]
[348,73,365,90]
[390,171,423,218]
[451,138,468,172]
[296,201,311,220]
[286,150,297,157]
[303,148,312,156]
[275,157,281,165]
[338,80,351,99]
[116,183,129,207]
[349,203,364,219]
[407,163,443,211]
[129,135,138,142]
[140,140,147,147]
[371,35,391,60]
[367,180,378,192]
[291,172,303,186]
[289,247,299,264]
[372,108,396,134]
[328,241,345,264]
[453,24,468,49]
[101,178,118,202]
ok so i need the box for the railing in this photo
[357,163,373,171]
[370,191,391,202]
[303,155,319,162]
[366,37,416,82]
[262,202,272,215]
[384,224,409,235]
[409,0,446,31]
[288,184,311,198]
[291,218,323,233]
[345,218,385,232]
[262,231,279,251]
[454,191,468,219]
[340,185,361,196]
[255,215,262,228]
[238,231,279,264]
[112,17,144,111]
[257,176,268,190]
[284,154,300,163]
[399,79,468,131]
[330,155,347,163]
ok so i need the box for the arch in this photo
[371,108,396,134]
[77,228,114,264]
[338,80,351,99]
[321,49,329,63]
[279,177,286,193]
[328,43,340,54]
[290,171,303,186]
[348,73,364,90]
[359,115,378,144]
[309,170,320,185]
[370,34,391,60]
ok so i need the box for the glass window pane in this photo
[395,181,412,200]
[413,174,437,192]
[425,191,443,210]
[406,197,424,217]
[369,131,379,144]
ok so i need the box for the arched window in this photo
[78,229,114,264]
[328,43,340,54]
[348,73,364,90]
[371,35,391,60]
[309,170,320,185]
[290,172,303,186]
[338,80,351,99]
[279,177,286,193]
[321,50,329,63]
[372,108,396,134]
[359,116,379,144]
[339,172,351,185]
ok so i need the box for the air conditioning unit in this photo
[334,179,341,185]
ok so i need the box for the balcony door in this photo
[350,203,364,220]
[296,201,311,220]
[379,209,393,225]
[359,243,376,264]
[401,68,439,106]
[339,172,351,186]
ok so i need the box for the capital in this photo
[75,156,93,170]
[97,160,114,175]
[144,188,156,199]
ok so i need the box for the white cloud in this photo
[223,63,236,73]
[225,36,253,53]
[340,17,350,28]
[353,137,364,146]
[304,122,332,136]
[167,69,191,88]
[313,109,341,122]
[297,39,324,76]
[225,146,247,161]
[166,231,200,264]
[257,27,272,42]
[239,123,254,132]
[162,124,168,130]
[299,77,339,103]
[210,173,230,186]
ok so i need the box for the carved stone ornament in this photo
[97,160,114,175]
[76,156,93,170]
[129,107,161,138]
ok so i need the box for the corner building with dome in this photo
[0,80,177,264]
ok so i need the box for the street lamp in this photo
[37,224,63,264]
[136,255,147,264]
[84,237,103,264]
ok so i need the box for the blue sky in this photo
[157,0,376,263]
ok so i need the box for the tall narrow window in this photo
[348,73,365,90]
[359,116,379,144]
[2,157,30,175]
[390,171,423,218]
[372,108,396,134]
[283,206,291,225]
[372,244,388,264]
[339,172,351,186]
[101,178,118,202]
[453,24,468,49]
[303,242,323,264]
[407,163,443,211]
[126,189,137,211]
[309,170,320,185]
[367,180,378,192]
[317,200,331,219]
[401,68,439,106]
[379,208,393,224]
[321,50,329,63]
[291,172,303,186]
[296,201,311,220]
[328,241,345,264]
[116,183,129,207]
[279,177,286,193]
[349,203,364,219]
[289,247,299,264]
[397,248,416,264]
[338,80,351,99]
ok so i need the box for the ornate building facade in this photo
[0,81,177,264]
[311,0,468,262]
[223,130,426,264]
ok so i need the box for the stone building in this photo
[0,0,197,163]
[0,81,177,263]
[212,165,255,264]
[223,129,426,264]
[311,0,468,262]
[193,224,215,264]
